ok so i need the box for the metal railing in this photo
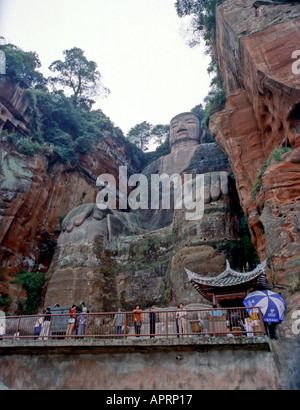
[0,307,265,341]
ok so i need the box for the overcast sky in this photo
[0,0,211,136]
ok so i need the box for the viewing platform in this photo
[0,307,271,354]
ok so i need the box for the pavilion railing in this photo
[0,307,266,340]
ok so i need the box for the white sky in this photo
[0,0,211,136]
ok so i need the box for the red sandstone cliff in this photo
[0,134,137,311]
[211,0,300,287]
[210,0,300,388]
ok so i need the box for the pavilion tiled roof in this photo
[185,259,267,289]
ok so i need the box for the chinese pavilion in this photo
[185,259,267,307]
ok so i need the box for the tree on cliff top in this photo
[127,121,152,152]
[0,40,46,88]
[175,0,224,47]
[175,1,226,127]
[49,47,110,108]
[127,122,169,152]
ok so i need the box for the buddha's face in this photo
[169,113,200,151]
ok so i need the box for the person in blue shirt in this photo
[210,304,223,316]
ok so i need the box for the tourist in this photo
[112,308,125,339]
[174,305,180,337]
[133,305,142,337]
[0,323,4,340]
[34,314,43,340]
[149,304,156,339]
[266,321,278,340]
[78,307,88,337]
[211,304,223,317]
[39,307,51,340]
[66,304,76,337]
[230,310,241,330]
[176,303,187,337]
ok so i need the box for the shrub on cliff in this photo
[251,147,293,199]
[12,270,45,315]
[175,1,226,128]
[26,88,119,164]
[175,0,224,47]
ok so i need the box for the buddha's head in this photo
[169,112,201,152]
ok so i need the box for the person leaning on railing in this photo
[78,307,88,337]
[39,307,51,340]
[112,308,125,339]
[66,304,76,336]
[34,314,43,340]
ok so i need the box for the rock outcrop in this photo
[0,131,137,311]
[209,0,300,388]
[0,76,31,138]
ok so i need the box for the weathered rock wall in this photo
[209,0,300,388]
[0,76,31,137]
[0,134,137,312]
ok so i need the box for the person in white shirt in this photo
[176,303,187,337]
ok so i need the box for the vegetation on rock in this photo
[175,0,226,127]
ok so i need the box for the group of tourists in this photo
[33,305,88,340]
[65,304,88,337]
[112,305,156,339]
[115,303,187,339]
[31,303,190,340]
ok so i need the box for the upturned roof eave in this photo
[185,259,267,288]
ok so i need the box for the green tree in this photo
[127,122,170,152]
[49,47,110,107]
[191,103,205,122]
[0,40,46,87]
[175,0,224,47]
[13,270,45,314]
[175,1,226,128]
[127,121,152,152]
[151,124,169,146]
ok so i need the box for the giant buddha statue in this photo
[43,112,239,311]
[138,112,232,230]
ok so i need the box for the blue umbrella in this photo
[243,290,286,323]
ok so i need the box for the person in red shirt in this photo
[66,304,76,337]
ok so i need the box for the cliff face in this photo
[0,76,31,137]
[210,0,300,388]
[0,134,137,311]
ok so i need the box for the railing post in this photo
[166,310,168,338]
[84,312,88,338]
[48,315,53,339]
[123,312,127,338]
